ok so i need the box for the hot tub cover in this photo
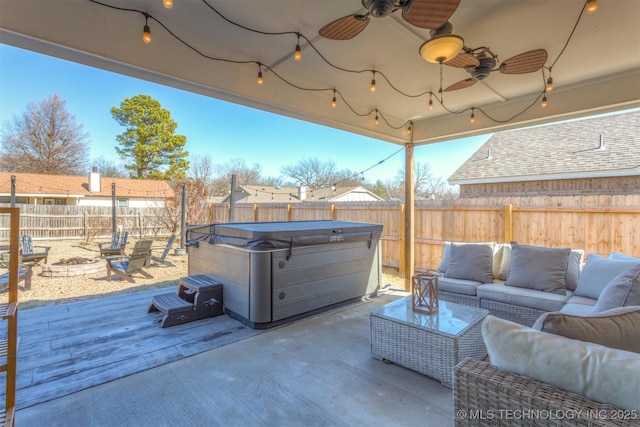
[187,220,383,250]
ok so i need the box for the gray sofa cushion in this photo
[565,249,584,291]
[574,254,639,299]
[533,306,640,353]
[610,252,640,262]
[563,295,597,307]
[560,303,596,316]
[505,243,570,295]
[437,276,484,296]
[437,242,452,273]
[444,242,494,283]
[592,263,640,312]
[477,282,569,312]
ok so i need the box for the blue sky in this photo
[0,43,489,183]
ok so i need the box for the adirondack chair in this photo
[97,231,129,257]
[151,234,176,266]
[105,240,154,283]
[20,234,51,264]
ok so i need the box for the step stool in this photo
[148,275,223,327]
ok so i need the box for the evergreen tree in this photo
[111,94,189,179]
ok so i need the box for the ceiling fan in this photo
[426,23,548,92]
[318,0,461,40]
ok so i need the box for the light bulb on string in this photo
[370,72,376,92]
[142,14,152,44]
[294,33,301,61]
[257,65,263,85]
[163,0,173,9]
[470,109,476,124]
[428,94,434,110]
[586,0,598,14]
[374,110,379,125]
[546,77,553,92]
[541,94,548,108]
[331,90,337,108]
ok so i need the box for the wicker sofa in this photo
[453,308,640,427]
[454,358,636,427]
[432,242,640,326]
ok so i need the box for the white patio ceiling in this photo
[1,0,639,147]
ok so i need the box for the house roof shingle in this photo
[449,111,640,184]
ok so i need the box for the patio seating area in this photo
[12,287,454,426]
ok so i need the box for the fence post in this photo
[138,211,143,238]
[83,211,87,239]
[330,205,335,220]
[253,204,258,222]
[504,204,513,243]
[287,204,292,221]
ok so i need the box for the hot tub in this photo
[186,220,383,328]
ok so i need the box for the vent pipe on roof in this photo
[596,134,606,150]
[89,166,101,192]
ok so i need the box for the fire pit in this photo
[42,257,107,277]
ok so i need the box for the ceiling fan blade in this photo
[402,0,461,30]
[319,14,370,40]
[444,78,477,92]
[444,52,479,69]
[500,49,548,74]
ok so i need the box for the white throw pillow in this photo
[482,315,640,411]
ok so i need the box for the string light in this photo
[546,77,553,92]
[406,122,412,135]
[370,72,376,92]
[541,94,548,108]
[163,0,173,9]
[89,0,592,130]
[428,94,434,110]
[374,110,379,125]
[470,109,476,124]
[142,14,152,44]
[294,33,302,61]
[331,90,337,107]
[257,66,264,85]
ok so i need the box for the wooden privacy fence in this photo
[207,195,640,272]
[0,204,174,241]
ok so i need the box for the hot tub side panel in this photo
[271,240,381,322]
[188,243,255,321]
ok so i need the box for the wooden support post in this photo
[398,204,405,273]
[287,204,292,222]
[504,204,513,243]
[330,204,336,220]
[253,204,258,222]
[404,143,415,291]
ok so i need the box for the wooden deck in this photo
[4,288,263,410]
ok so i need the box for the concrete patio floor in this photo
[15,290,454,426]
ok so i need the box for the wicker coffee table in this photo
[370,297,488,388]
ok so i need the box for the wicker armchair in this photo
[453,358,634,427]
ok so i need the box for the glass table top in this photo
[371,297,488,337]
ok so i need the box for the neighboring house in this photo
[0,169,174,207]
[449,111,640,198]
[222,185,383,204]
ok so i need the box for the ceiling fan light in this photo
[419,35,464,63]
